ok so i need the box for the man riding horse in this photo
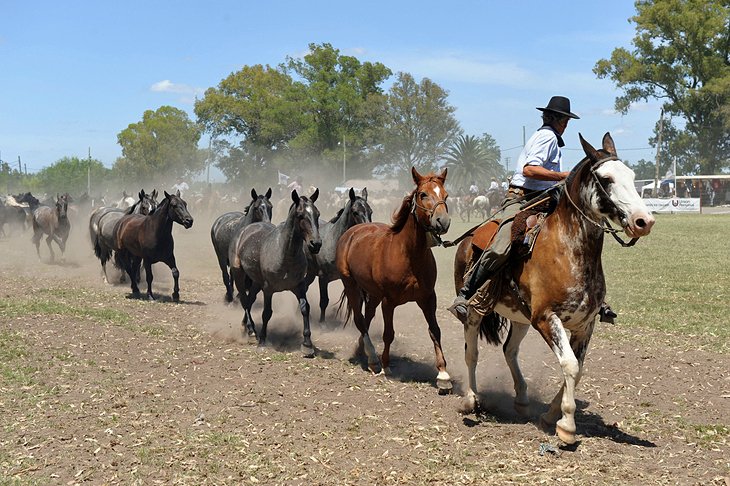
[448,96,616,323]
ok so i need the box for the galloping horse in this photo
[454,133,655,444]
[210,188,273,302]
[229,189,322,356]
[304,187,372,322]
[31,193,71,262]
[336,167,453,393]
[89,189,158,283]
[113,191,193,301]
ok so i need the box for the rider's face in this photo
[555,116,570,135]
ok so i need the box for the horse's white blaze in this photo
[595,159,654,231]
[433,185,442,198]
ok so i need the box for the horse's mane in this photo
[389,190,416,233]
[329,207,345,223]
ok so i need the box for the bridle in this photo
[410,182,448,246]
[562,155,639,247]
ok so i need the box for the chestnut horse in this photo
[336,167,452,393]
[453,133,655,444]
[31,193,71,262]
[113,191,193,301]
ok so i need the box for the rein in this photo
[563,155,639,247]
[410,190,448,247]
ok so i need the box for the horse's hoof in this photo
[172,293,180,302]
[556,424,577,445]
[514,401,530,417]
[301,344,315,358]
[246,333,258,345]
[147,295,155,301]
[458,395,478,415]
[437,376,453,395]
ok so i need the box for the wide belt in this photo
[507,185,538,199]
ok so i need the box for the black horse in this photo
[210,188,273,302]
[113,191,193,301]
[305,187,372,322]
[230,189,322,356]
[89,189,158,283]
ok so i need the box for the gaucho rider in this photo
[448,96,617,323]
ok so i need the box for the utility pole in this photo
[505,156,511,172]
[18,156,21,173]
[522,126,526,147]
[88,147,92,195]
[653,108,664,197]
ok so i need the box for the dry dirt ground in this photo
[1,210,728,485]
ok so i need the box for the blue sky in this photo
[0,1,661,177]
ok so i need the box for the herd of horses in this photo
[1,133,655,445]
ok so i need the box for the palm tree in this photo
[444,134,502,192]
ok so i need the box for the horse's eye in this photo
[420,192,428,199]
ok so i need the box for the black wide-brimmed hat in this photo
[537,96,580,119]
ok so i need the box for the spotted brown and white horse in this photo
[453,133,655,444]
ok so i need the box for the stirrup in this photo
[448,297,469,324]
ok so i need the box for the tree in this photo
[443,134,503,191]
[627,158,658,180]
[34,157,109,195]
[115,106,203,184]
[285,43,392,176]
[194,64,307,183]
[380,72,461,179]
[594,0,730,174]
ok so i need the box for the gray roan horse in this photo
[304,187,372,322]
[113,191,193,301]
[229,189,322,356]
[31,193,71,262]
[454,133,655,444]
[89,189,159,283]
[210,188,273,303]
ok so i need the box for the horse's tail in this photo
[335,289,352,325]
[478,312,507,346]
[113,248,126,270]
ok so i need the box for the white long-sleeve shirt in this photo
[511,127,563,191]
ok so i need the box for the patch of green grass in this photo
[0,298,130,325]
[693,424,729,444]
[436,214,730,352]
[0,330,37,388]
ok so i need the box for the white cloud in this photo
[150,80,204,96]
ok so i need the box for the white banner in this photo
[643,197,701,213]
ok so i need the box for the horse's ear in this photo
[56,193,59,200]
[291,189,299,204]
[349,187,356,202]
[139,189,145,199]
[251,188,258,200]
[602,132,617,156]
[579,133,600,161]
[265,187,272,199]
[411,166,423,185]
[362,187,368,200]
[311,188,319,203]
[438,167,448,181]
[176,189,181,197]
[151,189,157,199]
[164,190,171,199]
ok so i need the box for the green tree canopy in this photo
[34,157,109,196]
[443,134,503,191]
[115,106,203,184]
[380,72,461,179]
[594,0,730,174]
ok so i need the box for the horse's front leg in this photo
[45,234,55,262]
[317,276,329,323]
[416,292,452,394]
[535,313,593,445]
[258,290,273,348]
[293,282,315,357]
[240,280,260,345]
[164,254,181,302]
[143,258,155,300]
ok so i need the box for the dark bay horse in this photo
[305,187,372,322]
[31,193,71,262]
[336,167,453,393]
[113,191,193,301]
[210,188,273,302]
[89,189,158,283]
[229,189,322,356]
[454,133,655,444]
